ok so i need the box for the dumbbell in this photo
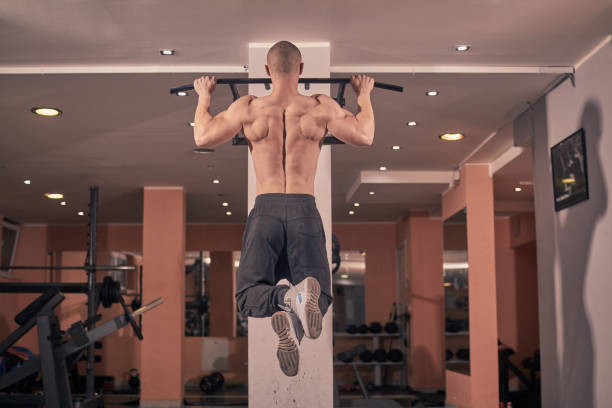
[368,322,382,334]
[357,324,368,334]
[456,348,470,361]
[384,321,398,334]
[387,349,403,363]
[446,349,454,361]
[128,368,140,390]
[200,372,224,394]
[359,349,374,363]
[372,349,387,363]
[346,324,357,334]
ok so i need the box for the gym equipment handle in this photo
[170,78,403,94]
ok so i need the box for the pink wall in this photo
[495,217,540,385]
[509,213,536,248]
[397,213,445,389]
[333,223,397,323]
[495,219,517,346]
[140,188,185,402]
[3,221,398,388]
[443,164,500,408]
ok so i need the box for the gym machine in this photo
[0,186,152,406]
[0,287,162,407]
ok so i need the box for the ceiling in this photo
[0,0,610,224]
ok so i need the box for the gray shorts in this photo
[235,193,333,318]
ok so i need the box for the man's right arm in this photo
[321,75,375,147]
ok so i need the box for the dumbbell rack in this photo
[333,333,402,386]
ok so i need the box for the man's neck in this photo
[270,74,300,99]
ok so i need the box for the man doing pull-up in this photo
[193,40,375,376]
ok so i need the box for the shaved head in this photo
[267,41,302,75]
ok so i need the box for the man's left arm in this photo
[193,76,251,148]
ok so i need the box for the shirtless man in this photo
[193,41,375,376]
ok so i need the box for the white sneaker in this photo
[283,277,322,339]
[271,311,300,376]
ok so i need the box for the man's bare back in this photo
[192,75,374,196]
[192,39,375,195]
[242,93,335,195]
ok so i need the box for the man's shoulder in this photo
[311,94,333,104]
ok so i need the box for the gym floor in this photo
[103,394,429,407]
[102,388,446,407]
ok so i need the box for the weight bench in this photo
[0,288,162,408]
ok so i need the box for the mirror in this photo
[332,250,366,333]
[443,209,470,375]
[185,251,210,337]
[234,250,247,337]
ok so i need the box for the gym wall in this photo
[0,221,400,386]
[527,37,612,408]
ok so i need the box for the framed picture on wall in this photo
[551,128,589,211]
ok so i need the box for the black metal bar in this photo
[85,186,98,400]
[38,314,74,408]
[56,299,163,361]
[0,283,88,293]
[0,292,64,355]
[170,77,403,94]
[229,83,240,101]
[0,265,137,271]
[0,356,41,391]
[139,265,143,329]
[335,82,347,107]
[0,282,135,295]
[232,133,344,146]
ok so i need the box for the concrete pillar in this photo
[246,42,333,407]
[442,164,499,408]
[140,187,185,407]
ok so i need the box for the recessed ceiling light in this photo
[379,166,387,171]
[369,191,375,195]
[348,210,355,215]
[193,147,215,154]
[455,45,471,52]
[45,193,64,200]
[392,145,401,150]
[222,202,229,207]
[515,187,522,192]
[204,256,211,264]
[31,107,62,117]
[213,179,220,184]
[234,260,240,267]
[225,211,232,216]
[340,274,349,279]
[189,122,195,127]
[426,90,439,96]
[177,91,188,96]
[160,49,176,56]
[77,211,85,216]
[354,203,360,207]
[407,121,417,127]
[60,201,67,206]
[24,180,31,185]
[439,133,464,141]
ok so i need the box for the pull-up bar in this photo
[169,77,403,95]
[174,77,403,147]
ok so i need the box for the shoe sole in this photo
[271,311,299,377]
[304,277,322,339]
